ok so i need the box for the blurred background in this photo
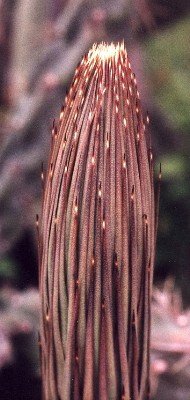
[0,1,190,399]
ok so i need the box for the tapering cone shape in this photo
[39,43,155,400]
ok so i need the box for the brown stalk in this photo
[39,42,156,400]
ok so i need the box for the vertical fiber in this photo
[39,42,155,400]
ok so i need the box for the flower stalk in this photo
[39,42,155,400]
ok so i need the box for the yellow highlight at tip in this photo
[87,42,126,62]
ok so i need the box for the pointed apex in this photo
[87,42,127,63]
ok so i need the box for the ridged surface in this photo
[39,43,155,400]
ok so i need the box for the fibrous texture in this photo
[39,42,155,400]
